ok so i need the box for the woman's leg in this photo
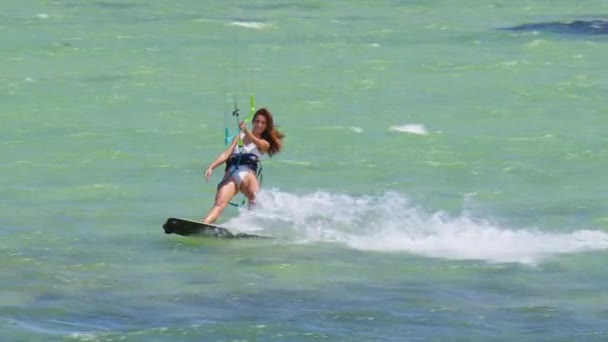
[239,172,260,209]
[202,178,238,224]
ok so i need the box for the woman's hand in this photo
[204,167,213,181]
[239,121,248,132]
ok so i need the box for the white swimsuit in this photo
[225,134,263,186]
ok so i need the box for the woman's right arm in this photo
[204,135,239,181]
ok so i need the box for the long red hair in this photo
[254,108,284,156]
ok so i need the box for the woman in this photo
[201,108,284,224]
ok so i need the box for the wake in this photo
[227,190,608,264]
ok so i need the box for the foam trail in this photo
[228,190,608,264]
[345,216,608,264]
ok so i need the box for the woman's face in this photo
[252,114,267,134]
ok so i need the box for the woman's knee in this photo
[246,191,257,202]
[240,186,258,202]
[215,181,238,205]
[212,201,228,209]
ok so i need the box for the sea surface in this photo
[2,1,608,341]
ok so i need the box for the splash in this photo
[228,190,608,264]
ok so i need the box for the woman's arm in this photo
[240,121,270,153]
[204,135,239,181]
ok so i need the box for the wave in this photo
[315,125,364,133]
[227,190,608,264]
[229,21,269,29]
[388,124,428,135]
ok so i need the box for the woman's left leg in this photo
[239,172,260,209]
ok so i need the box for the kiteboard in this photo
[163,217,272,239]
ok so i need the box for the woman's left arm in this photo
[240,122,270,153]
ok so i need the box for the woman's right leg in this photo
[239,172,260,210]
[201,178,238,224]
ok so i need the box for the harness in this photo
[221,153,264,207]
[225,153,260,174]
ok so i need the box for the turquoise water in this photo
[2,1,608,340]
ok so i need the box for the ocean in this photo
[2,0,608,341]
